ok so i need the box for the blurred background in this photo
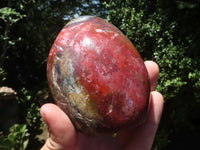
[0,0,200,149]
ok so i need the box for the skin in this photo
[40,60,164,150]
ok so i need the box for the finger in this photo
[144,61,159,91]
[147,91,164,127]
[126,91,164,150]
[40,103,79,150]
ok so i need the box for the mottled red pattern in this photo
[47,16,150,134]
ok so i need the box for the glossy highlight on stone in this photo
[47,16,150,136]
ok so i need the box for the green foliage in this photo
[177,1,198,9]
[0,6,25,65]
[17,88,44,148]
[0,124,29,150]
[0,7,25,24]
[25,103,44,143]
[0,67,7,84]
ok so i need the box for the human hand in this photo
[40,61,164,150]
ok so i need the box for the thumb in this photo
[40,103,79,150]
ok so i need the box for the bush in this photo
[0,124,29,150]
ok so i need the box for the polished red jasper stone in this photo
[47,16,150,136]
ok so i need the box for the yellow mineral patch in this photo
[68,88,102,120]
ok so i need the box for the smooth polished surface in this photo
[47,16,150,136]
